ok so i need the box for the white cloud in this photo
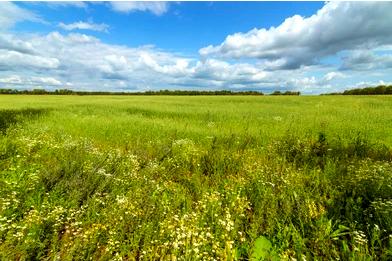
[191,59,269,84]
[0,30,290,92]
[0,2,43,29]
[353,80,391,88]
[200,2,392,70]
[0,75,23,85]
[0,29,389,94]
[45,2,87,9]
[0,34,35,54]
[323,72,345,82]
[139,52,191,76]
[31,76,62,86]
[0,50,60,70]
[285,77,318,90]
[110,2,169,15]
[0,75,62,87]
[341,50,392,71]
[0,31,195,91]
[58,21,109,32]
[43,2,170,16]
[0,2,391,94]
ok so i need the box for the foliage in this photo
[0,88,264,96]
[0,96,391,260]
[270,91,301,95]
[325,85,392,95]
[250,236,279,261]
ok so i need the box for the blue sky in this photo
[1,1,392,93]
[15,2,324,54]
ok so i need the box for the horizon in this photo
[1,1,392,94]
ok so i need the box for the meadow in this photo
[0,95,391,260]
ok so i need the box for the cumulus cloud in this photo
[0,2,43,29]
[0,29,389,94]
[0,2,391,94]
[285,77,318,90]
[110,2,170,15]
[190,59,269,85]
[0,31,195,91]
[353,80,391,88]
[200,2,392,70]
[0,34,36,54]
[58,21,109,32]
[0,75,23,85]
[323,72,345,82]
[0,75,62,87]
[0,29,306,92]
[341,50,392,71]
[0,50,60,70]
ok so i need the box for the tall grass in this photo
[0,95,391,260]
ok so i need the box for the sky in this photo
[1,1,392,94]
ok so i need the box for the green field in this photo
[1,95,391,260]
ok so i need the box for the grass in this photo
[0,95,391,260]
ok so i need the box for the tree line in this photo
[325,85,392,95]
[5,85,392,96]
[0,88,306,96]
[270,91,301,96]
[0,88,267,96]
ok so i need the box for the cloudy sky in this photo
[1,1,392,94]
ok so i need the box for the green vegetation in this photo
[342,85,392,95]
[0,88,264,96]
[325,85,392,95]
[270,91,300,96]
[0,95,391,260]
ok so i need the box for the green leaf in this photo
[250,236,279,261]
[330,224,351,240]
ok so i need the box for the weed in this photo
[0,96,391,260]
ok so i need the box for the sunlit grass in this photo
[0,95,391,260]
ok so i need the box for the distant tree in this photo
[341,85,392,95]
[324,84,392,95]
[55,89,75,95]
[0,88,265,96]
[0,88,15,94]
[270,90,300,95]
[283,91,301,95]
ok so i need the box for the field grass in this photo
[0,95,391,260]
